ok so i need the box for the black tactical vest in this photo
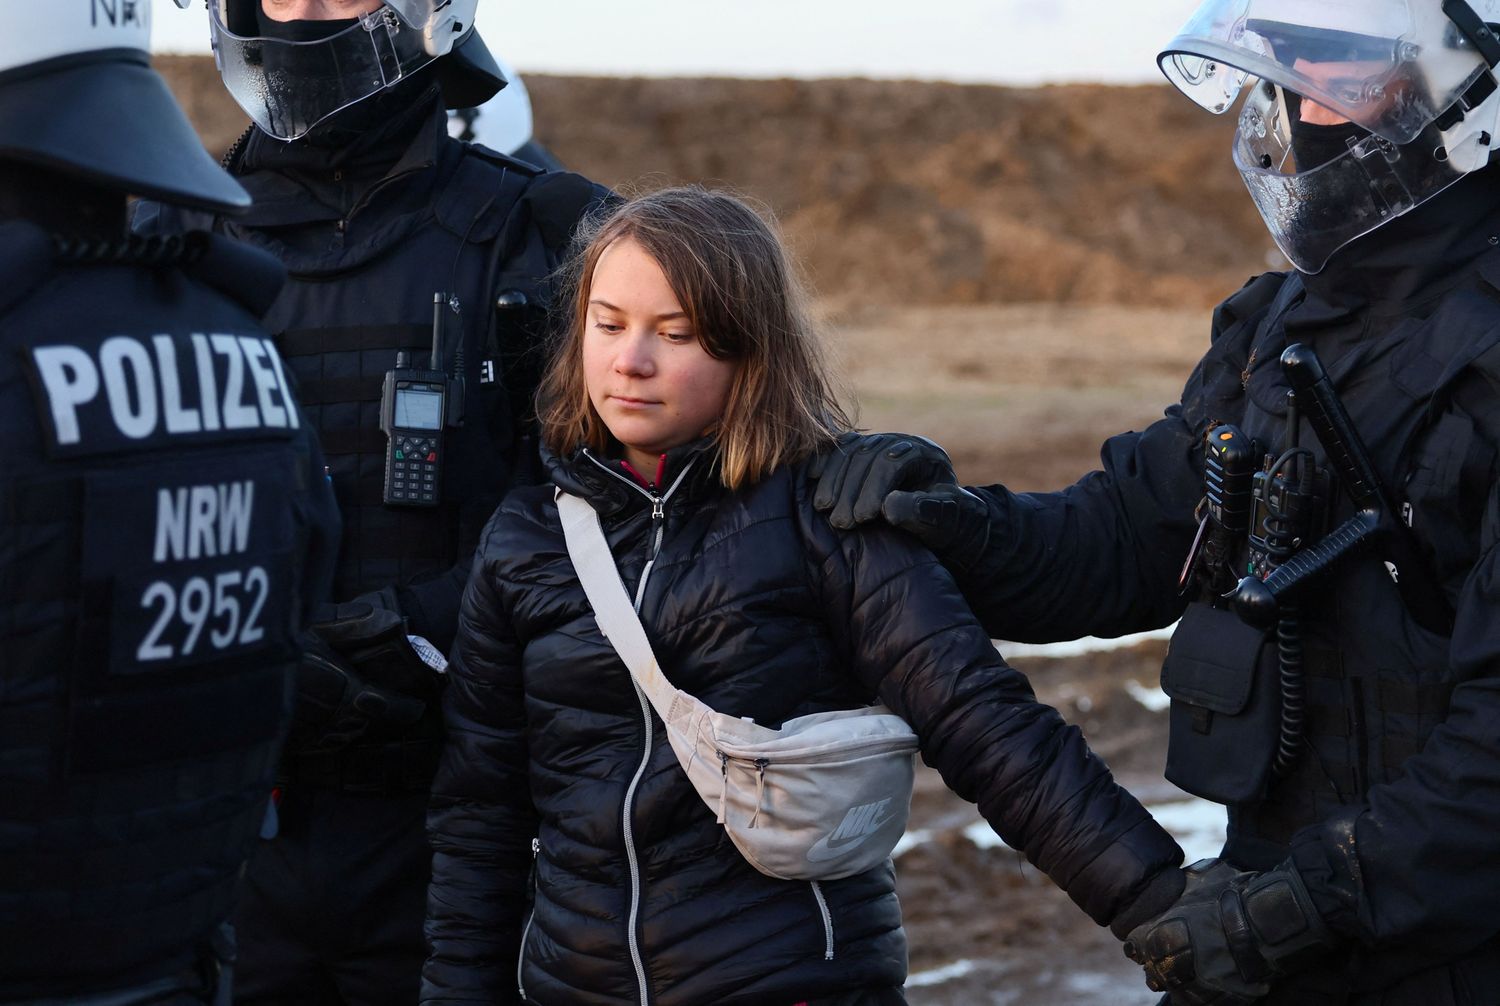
[1173,264,1500,867]
[1166,256,1500,1001]
[221,142,602,651]
[0,221,338,1000]
[135,123,610,789]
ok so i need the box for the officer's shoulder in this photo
[131,198,217,239]
[458,139,546,170]
[181,232,288,319]
[1209,269,1294,345]
[0,220,58,317]
[461,143,614,232]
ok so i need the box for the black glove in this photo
[287,634,427,755]
[1124,859,1334,1005]
[811,432,957,529]
[880,483,992,569]
[810,433,992,568]
[311,600,441,699]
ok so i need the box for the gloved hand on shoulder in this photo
[810,432,990,567]
[1120,858,1336,1005]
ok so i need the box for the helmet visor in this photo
[1159,0,1492,144]
[210,7,435,141]
[1233,78,1468,271]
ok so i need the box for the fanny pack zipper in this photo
[717,731,918,764]
[716,752,772,827]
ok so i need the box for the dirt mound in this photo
[156,60,1276,311]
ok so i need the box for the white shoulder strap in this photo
[556,490,685,721]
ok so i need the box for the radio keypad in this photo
[388,435,439,503]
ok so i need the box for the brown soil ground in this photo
[154,62,1226,1004]
[521,76,1275,313]
[828,302,1205,488]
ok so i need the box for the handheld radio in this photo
[1246,395,1328,583]
[1182,424,1259,595]
[380,293,461,507]
[1202,424,1257,594]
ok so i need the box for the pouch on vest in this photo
[1161,602,1279,805]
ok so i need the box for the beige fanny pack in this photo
[557,490,919,881]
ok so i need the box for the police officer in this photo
[136,2,610,1001]
[813,0,1500,1001]
[0,4,339,1004]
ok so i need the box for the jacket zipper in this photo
[581,451,694,608]
[810,881,836,960]
[517,836,539,1000]
[580,451,696,1006]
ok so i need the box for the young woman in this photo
[421,187,1184,1006]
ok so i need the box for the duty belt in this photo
[280,738,442,794]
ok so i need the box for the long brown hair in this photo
[538,186,851,490]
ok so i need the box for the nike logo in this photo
[805,798,900,862]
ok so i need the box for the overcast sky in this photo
[152,0,1190,85]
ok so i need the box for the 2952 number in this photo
[135,567,270,662]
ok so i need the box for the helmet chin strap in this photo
[1443,0,1500,64]
[1435,0,1500,133]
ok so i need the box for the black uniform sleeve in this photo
[390,565,472,654]
[944,274,1294,644]
[422,519,535,1004]
[796,479,1184,927]
[1289,476,1500,956]
[952,406,1202,642]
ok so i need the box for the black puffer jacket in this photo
[423,442,1182,1005]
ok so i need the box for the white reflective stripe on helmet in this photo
[0,2,152,74]
[1158,0,1493,145]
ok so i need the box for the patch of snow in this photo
[908,958,979,987]
[1124,678,1171,712]
[962,820,1012,851]
[1063,971,1120,994]
[893,828,933,858]
[996,623,1176,660]
[901,801,1218,863]
[1149,798,1227,863]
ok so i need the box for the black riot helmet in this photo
[0,3,248,213]
[207,0,507,141]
